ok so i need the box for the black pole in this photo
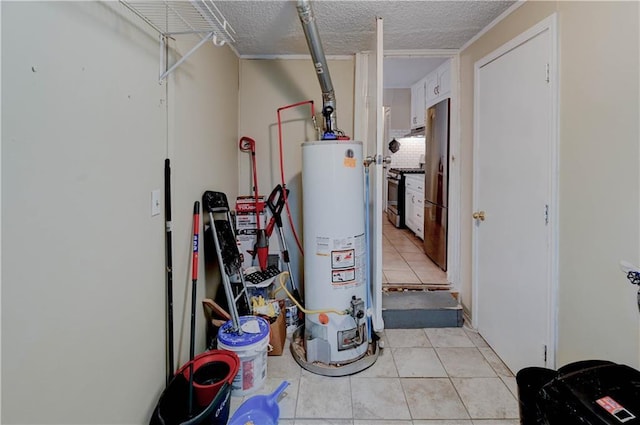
[188,201,200,417]
[164,159,174,386]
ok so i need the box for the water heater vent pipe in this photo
[296,0,339,139]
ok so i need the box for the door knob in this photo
[472,211,486,221]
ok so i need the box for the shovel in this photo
[227,381,289,425]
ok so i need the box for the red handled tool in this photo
[239,136,269,270]
[266,185,302,305]
[188,201,200,417]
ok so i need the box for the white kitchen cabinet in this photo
[410,78,426,129]
[404,175,425,239]
[426,60,451,107]
[411,60,451,128]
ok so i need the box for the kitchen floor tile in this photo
[436,347,496,377]
[399,252,430,262]
[268,349,302,380]
[386,234,413,244]
[500,376,518,398]
[426,328,476,347]
[394,241,425,253]
[385,329,432,348]
[351,349,398,378]
[401,378,470,420]
[463,329,489,348]
[382,212,450,289]
[294,420,353,425]
[412,421,473,425]
[451,378,519,419]
[392,347,447,377]
[246,377,298,419]
[478,347,513,377]
[415,269,450,284]
[296,374,352,419]
[383,254,411,271]
[384,269,421,284]
[351,377,411,420]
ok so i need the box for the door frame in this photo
[354,17,385,331]
[377,49,461,289]
[471,14,559,368]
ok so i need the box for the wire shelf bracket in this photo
[120,1,236,81]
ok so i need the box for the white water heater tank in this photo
[301,140,368,364]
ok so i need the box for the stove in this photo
[386,168,425,228]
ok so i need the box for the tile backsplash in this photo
[388,130,425,168]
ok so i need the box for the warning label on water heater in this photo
[332,268,355,283]
[315,236,331,256]
[332,249,355,268]
[328,234,365,287]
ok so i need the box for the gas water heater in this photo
[290,0,380,375]
[301,141,368,365]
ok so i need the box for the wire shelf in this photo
[120,1,236,80]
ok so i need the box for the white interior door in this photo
[473,17,557,373]
[355,17,384,331]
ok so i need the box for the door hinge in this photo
[544,344,548,364]
[544,204,549,225]
[545,63,550,83]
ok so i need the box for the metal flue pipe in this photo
[296,0,338,138]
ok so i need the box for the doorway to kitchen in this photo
[383,212,448,288]
[382,53,459,292]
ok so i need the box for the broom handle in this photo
[164,159,174,386]
[188,201,200,417]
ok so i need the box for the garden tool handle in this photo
[267,184,288,227]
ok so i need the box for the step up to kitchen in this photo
[382,290,463,329]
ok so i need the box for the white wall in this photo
[383,88,411,131]
[459,1,640,367]
[1,2,239,423]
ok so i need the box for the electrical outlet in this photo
[151,189,161,216]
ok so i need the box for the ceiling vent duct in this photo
[296,0,339,139]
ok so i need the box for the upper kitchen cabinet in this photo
[426,61,451,107]
[409,59,451,129]
[410,77,426,129]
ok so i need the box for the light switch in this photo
[151,189,161,216]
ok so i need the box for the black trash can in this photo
[516,367,557,424]
[517,360,640,424]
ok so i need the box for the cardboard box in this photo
[236,195,265,214]
[236,233,257,269]
[235,211,267,232]
[268,311,286,356]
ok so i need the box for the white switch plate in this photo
[151,189,161,216]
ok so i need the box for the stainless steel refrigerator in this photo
[423,98,450,271]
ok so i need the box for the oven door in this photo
[387,176,401,227]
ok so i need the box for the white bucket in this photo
[217,316,270,396]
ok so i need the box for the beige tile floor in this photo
[382,215,449,287]
[229,327,520,424]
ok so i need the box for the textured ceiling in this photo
[216,0,516,56]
